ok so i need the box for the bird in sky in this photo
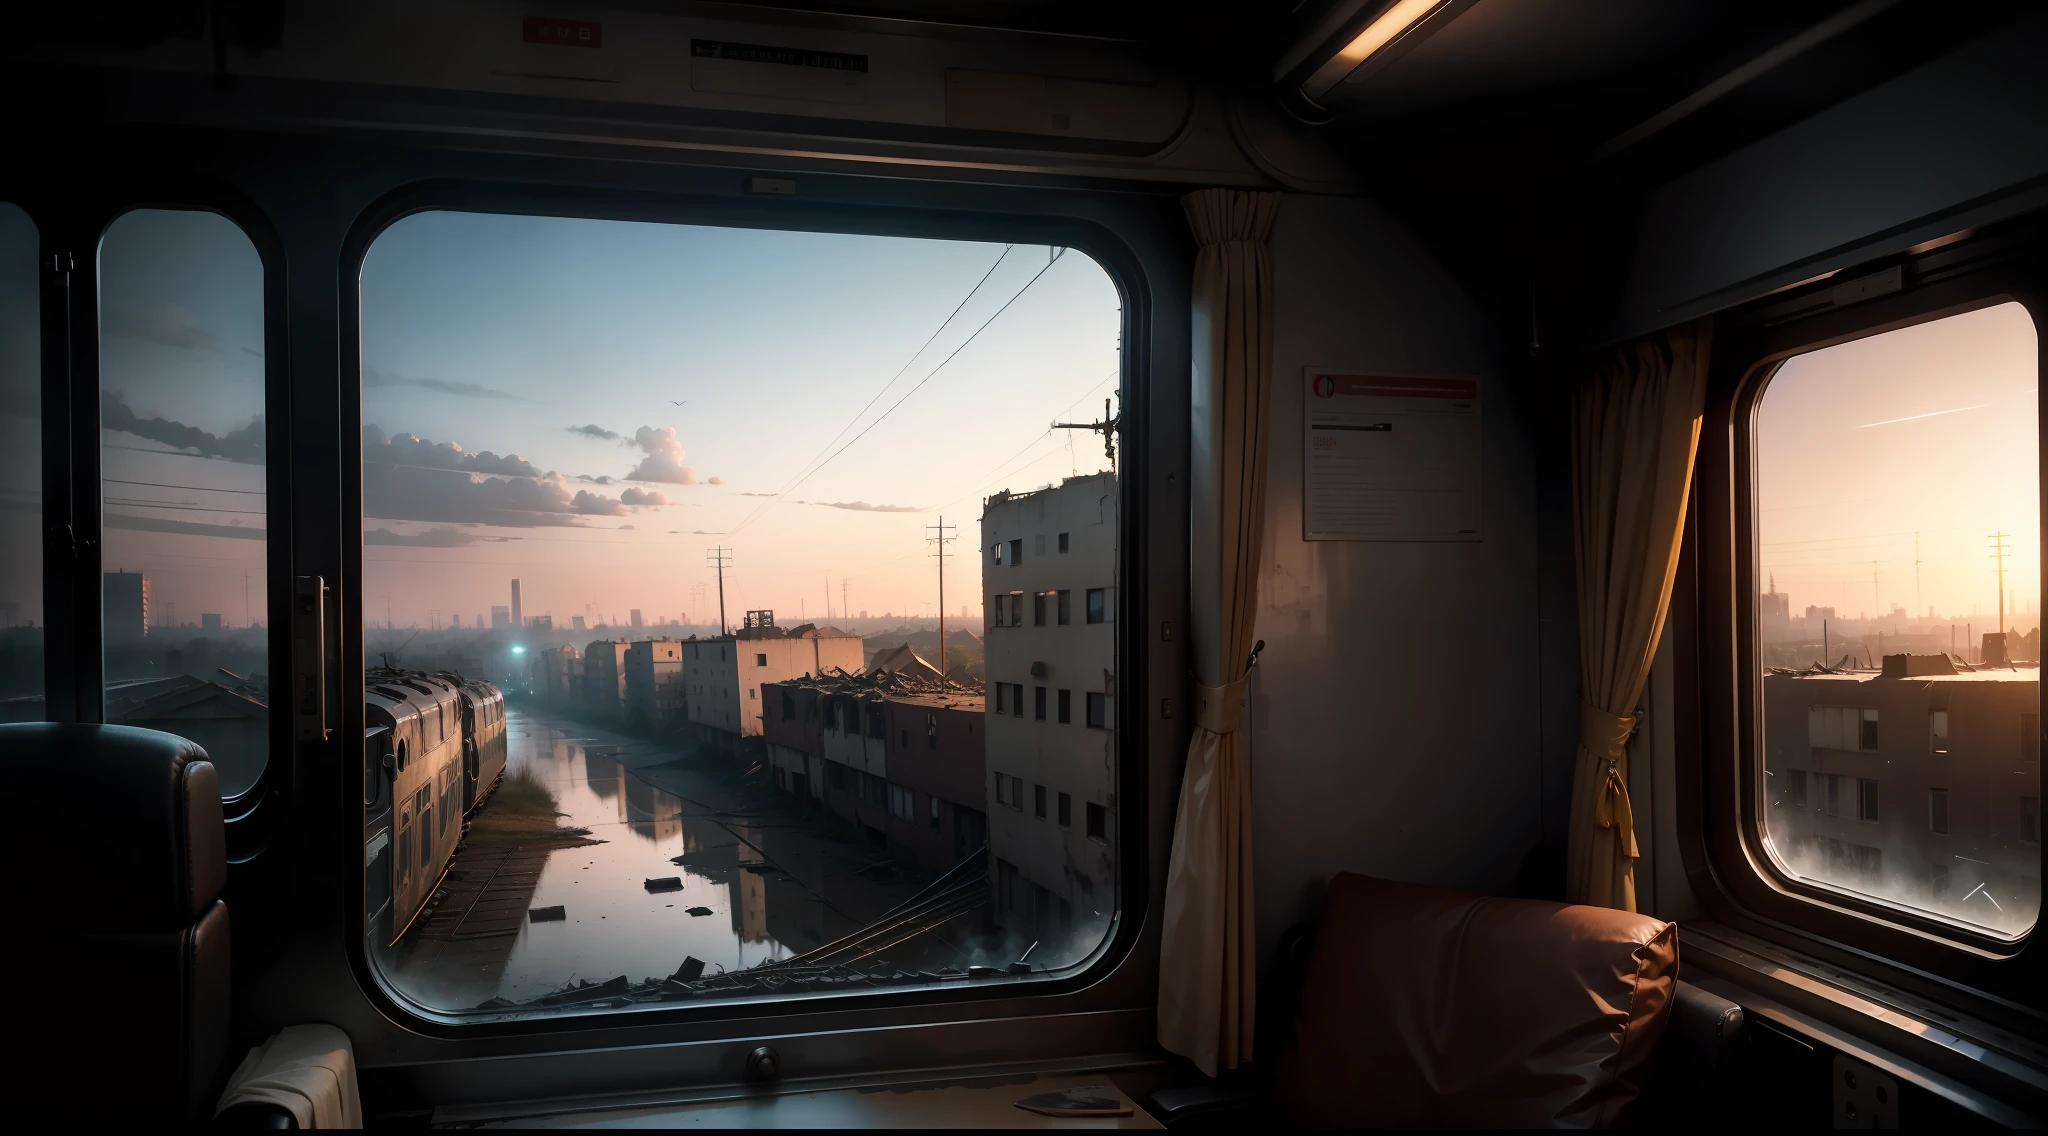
[669,400,688,406]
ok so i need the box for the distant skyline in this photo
[1756,301,2039,629]
[83,209,1122,632]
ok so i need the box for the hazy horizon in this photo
[1756,301,2040,630]
[81,209,1122,633]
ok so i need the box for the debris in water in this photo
[673,956,706,982]
[644,877,684,891]
[685,906,713,916]
[529,906,566,922]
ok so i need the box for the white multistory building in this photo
[682,610,864,756]
[980,471,1117,956]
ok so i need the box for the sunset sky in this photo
[11,207,2033,643]
[1755,301,2040,626]
[80,208,1122,632]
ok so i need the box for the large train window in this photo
[97,209,269,797]
[0,204,38,715]
[1754,301,2041,940]
[358,210,1124,1020]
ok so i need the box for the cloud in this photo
[620,486,669,506]
[812,500,922,513]
[568,424,619,440]
[104,394,264,463]
[576,474,615,484]
[104,512,264,540]
[624,426,698,484]
[365,525,513,547]
[363,425,541,477]
[571,490,628,516]
[103,303,222,352]
[738,491,775,497]
[708,476,725,485]
[363,365,523,401]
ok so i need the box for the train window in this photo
[97,209,269,797]
[0,204,38,715]
[1754,301,2040,939]
[359,211,1123,1020]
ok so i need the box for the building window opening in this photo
[355,210,1124,1019]
[1755,302,2039,937]
[1034,783,1047,819]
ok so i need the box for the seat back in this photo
[1273,872,1678,1128]
[11,723,229,1122]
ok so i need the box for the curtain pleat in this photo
[1566,320,1712,911]
[1157,188,1279,1076]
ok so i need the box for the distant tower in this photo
[104,571,149,644]
[510,579,523,629]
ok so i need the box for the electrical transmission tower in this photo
[1992,531,2012,636]
[928,517,957,676]
[707,546,733,636]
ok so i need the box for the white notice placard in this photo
[1303,370,1482,541]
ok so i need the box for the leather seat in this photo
[10,723,229,1122]
[1272,872,1680,1127]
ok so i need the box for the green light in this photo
[511,645,526,654]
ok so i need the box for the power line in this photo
[729,250,1066,537]
[105,478,265,495]
[723,245,1015,535]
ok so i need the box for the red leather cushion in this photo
[1275,873,1678,1128]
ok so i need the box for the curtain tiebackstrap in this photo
[1195,674,1251,735]
[1580,701,1641,859]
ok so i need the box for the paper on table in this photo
[1015,1086,1134,1118]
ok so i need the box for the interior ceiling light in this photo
[1295,0,1463,104]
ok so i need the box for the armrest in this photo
[1148,1084,1264,1129]
[215,1101,299,1128]
[1646,979,1746,1119]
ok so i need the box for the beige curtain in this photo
[1157,188,1279,1076]
[1567,320,1712,911]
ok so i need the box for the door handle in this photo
[293,575,329,741]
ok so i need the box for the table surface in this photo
[473,1071,1166,1129]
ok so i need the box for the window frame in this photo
[1682,231,2048,1012]
[5,186,297,855]
[333,177,1178,1041]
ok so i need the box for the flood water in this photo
[387,708,891,1013]
[489,712,824,1000]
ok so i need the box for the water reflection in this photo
[490,713,811,1001]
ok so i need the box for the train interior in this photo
[10,0,2048,1126]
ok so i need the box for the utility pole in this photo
[825,575,833,622]
[707,546,733,636]
[1872,561,1880,616]
[1053,396,1121,473]
[1992,531,2011,637]
[842,578,849,626]
[928,516,957,675]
